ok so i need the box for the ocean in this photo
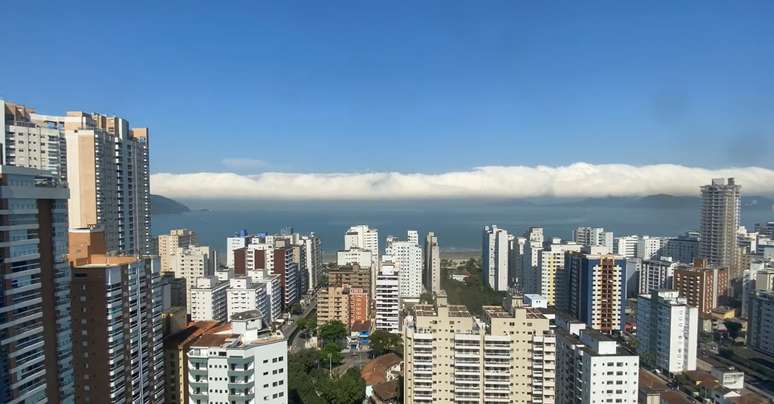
[152,199,773,258]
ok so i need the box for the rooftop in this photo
[660,390,694,404]
[361,353,402,385]
[164,321,221,348]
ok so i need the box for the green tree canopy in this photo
[320,342,343,367]
[319,320,347,346]
[370,330,403,357]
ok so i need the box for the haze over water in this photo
[152,199,773,258]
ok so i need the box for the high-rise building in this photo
[375,257,401,333]
[663,232,701,265]
[519,227,545,293]
[158,228,197,273]
[538,239,582,306]
[190,276,229,322]
[387,231,423,300]
[317,285,369,330]
[328,264,372,296]
[755,222,774,239]
[69,230,164,404]
[482,225,510,291]
[555,318,639,404]
[403,293,556,404]
[741,259,774,318]
[700,178,741,281]
[187,312,287,404]
[317,285,352,327]
[273,246,299,309]
[564,252,627,332]
[1,100,68,181]
[344,225,379,256]
[299,233,322,292]
[62,110,151,255]
[615,235,640,258]
[226,276,270,321]
[337,247,374,268]
[169,245,215,314]
[573,227,614,253]
[637,236,668,260]
[639,258,678,294]
[637,290,698,374]
[0,165,73,403]
[423,232,441,294]
[748,289,774,356]
[226,230,249,269]
[673,258,729,315]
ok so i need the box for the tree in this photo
[318,368,366,404]
[419,292,434,304]
[291,303,304,315]
[370,329,403,357]
[724,320,742,340]
[321,342,343,368]
[319,320,347,346]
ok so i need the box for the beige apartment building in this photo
[403,292,556,404]
[317,284,370,329]
[158,228,198,273]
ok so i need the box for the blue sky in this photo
[3,1,774,175]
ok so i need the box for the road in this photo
[281,293,317,352]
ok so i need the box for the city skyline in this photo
[2,2,774,193]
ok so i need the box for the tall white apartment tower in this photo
[423,232,441,293]
[636,290,698,373]
[190,276,229,322]
[700,178,741,279]
[386,231,423,300]
[375,257,401,333]
[482,225,510,291]
[556,319,639,404]
[344,224,379,256]
[574,227,614,253]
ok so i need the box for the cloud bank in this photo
[150,163,774,200]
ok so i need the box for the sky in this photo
[3,2,774,199]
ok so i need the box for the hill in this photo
[150,194,190,215]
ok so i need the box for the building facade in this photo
[424,232,441,294]
[187,312,287,404]
[673,259,729,315]
[190,276,229,322]
[748,290,774,356]
[700,178,741,281]
[636,290,698,373]
[564,252,627,332]
[387,231,423,300]
[69,244,164,404]
[482,225,510,292]
[158,228,197,273]
[403,293,556,404]
[375,257,401,333]
[0,165,73,403]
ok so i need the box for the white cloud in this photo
[150,163,774,200]
[221,158,268,170]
